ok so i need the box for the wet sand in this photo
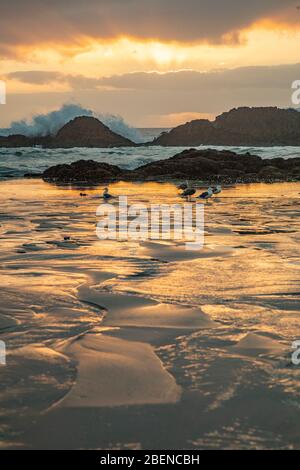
[57,334,181,408]
[0,179,299,449]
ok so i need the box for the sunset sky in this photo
[1,0,300,127]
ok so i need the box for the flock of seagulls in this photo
[178,181,222,201]
[79,183,221,201]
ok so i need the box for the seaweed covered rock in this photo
[43,149,300,184]
[43,159,125,183]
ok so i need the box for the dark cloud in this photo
[99,63,300,91]
[5,70,101,89]
[0,0,297,56]
[7,63,300,91]
[6,71,63,84]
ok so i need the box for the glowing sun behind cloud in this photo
[149,43,177,65]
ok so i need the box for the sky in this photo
[1,0,300,128]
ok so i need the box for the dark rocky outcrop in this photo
[153,120,239,146]
[0,134,34,148]
[131,149,261,181]
[131,148,300,182]
[0,116,135,148]
[153,107,300,146]
[49,116,134,148]
[43,159,125,183]
[43,148,300,184]
[24,172,43,178]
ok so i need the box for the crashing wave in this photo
[0,104,144,143]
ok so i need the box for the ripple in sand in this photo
[57,333,181,408]
[78,284,216,330]
[230,333,287,356]
[139,241,233,263]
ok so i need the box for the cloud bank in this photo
[98,64,300,90]
[0,0,298,56]
[7,63,300,91]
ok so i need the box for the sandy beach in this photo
[2,0,300,456]
[0,178,298,449]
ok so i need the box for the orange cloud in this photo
[0,1,299,59]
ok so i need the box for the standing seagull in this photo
[180,181,196,201]
[197,187,213,201]
[102,187,114,200]
[177,180,189,191]
[212,185,222,195]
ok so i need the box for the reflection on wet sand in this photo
[0,179,299,449]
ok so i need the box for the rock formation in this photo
[0,135,34,148]
[42,148,300,184]
[50,116,134,148]
[153,107,300,146]
[43,159,125,183]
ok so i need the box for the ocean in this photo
[1,143,300,180]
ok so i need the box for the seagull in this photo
[197,187,213,200]
[103,187,114,200]
[177,180,189,191]
[181,187,196,201]
[212,185,222,195]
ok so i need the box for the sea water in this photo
[0,145,300,180]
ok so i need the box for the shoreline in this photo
[0,178,299,449]
[3,142,300,149]
[1,175,299,190]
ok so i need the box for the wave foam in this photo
[0,104,144,143]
